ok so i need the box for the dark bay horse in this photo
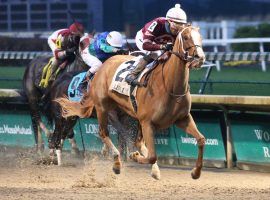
[57,25,206,179]
[23,50,89,153]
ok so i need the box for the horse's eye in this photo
[184,36,188,40]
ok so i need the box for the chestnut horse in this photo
[58,25,206,179]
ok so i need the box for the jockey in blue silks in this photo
[80,31,128,79]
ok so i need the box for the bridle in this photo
[171,26,203,64]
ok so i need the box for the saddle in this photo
[39,58,67,88]
[39,57,55,88]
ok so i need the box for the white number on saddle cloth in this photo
[148,21,158,32]
[109,56,147,96]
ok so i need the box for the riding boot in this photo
[125,55,151,85]
[85,70,94,81]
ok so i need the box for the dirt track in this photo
[0,148,270,200]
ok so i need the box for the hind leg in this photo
[67,130,80,156]
[65,118,80,156]
[29,101,45,153]
[96,106,121,174]
[175,113,205,179]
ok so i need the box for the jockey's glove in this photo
[161,43,173,51]
[65,46,77,56]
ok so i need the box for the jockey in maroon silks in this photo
[47,22,85,82]
[125,4,188,86]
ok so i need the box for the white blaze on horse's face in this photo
[178,26,205,68]
[190,28,205,60]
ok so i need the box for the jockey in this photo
[125,4,187,85]
[47,22,85,82]
[80,31,128,79]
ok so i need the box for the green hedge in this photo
[232,23,270,51]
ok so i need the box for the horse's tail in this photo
[54,90,94,118]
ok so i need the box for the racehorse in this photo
[23,48,88,153]
[57,24,205,179]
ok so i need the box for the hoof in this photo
[129,151,140,162]
[113,167,121,174]
[151,163,161,180]
[113,159,121,175]
[151,172,161,180]
[191,167,201,179]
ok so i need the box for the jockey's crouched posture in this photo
[47,22,85,83]
[80,31,128,79]
[125,4,187,86]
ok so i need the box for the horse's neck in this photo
[66,55,87,72]
[163,43,189,96]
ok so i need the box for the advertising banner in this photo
[0,110,35,147]
[230,113,270,164]
[63,118,118,152]
[155,127,179,157]
[173,112,226,162]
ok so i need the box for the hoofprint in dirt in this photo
[0,148,270,200]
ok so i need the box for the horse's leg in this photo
[134,126,148,157]
[175,113,205,179]
[65,118,80,156]
[96,106,121,174]
[108,110,125,158]
[29,101,44,153]
[131,125,160,180]
[130,127,148,160]
[39,121,52,138]
[67,129,80,156]
[48,120,63,166]
[131,121,156,164]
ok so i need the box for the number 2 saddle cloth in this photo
[109,56,155,112]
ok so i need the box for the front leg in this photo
[175,113,205,179]
[132,121,157,165]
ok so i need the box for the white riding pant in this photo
[135,30,163,59]
[80,47,102,74]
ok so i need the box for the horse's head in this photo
[174,24,205,69]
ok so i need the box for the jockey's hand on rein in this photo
[161,43,173,51]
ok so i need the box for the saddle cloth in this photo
[68,72,89,102]
[109,56,150,97]
[39,57,54,88]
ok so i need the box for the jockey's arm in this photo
[142,41,163,51]
[99,40,118,53]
